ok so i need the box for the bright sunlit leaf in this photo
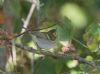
[83,23,100,52]
[85,55,93,61]
[60,3,88,28]
[66,60,78,68]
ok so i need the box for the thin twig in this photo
[14,43,95,66]
[0,68,5,74]
[21,0,37,33]
[20,1,37,74]
[15,24,56,38]
[73,38,88,48]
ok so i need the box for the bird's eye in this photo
[47,29,56,41]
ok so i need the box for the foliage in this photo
[0,0,100,74]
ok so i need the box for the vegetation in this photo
[0,0,100,74]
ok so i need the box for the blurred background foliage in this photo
[0,0,100,74]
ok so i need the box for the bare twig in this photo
[15,23,56,38]
[14,43,95,66]
[0,68,5,74]
[73,38,88,48]
[20,1,38,74]
[21,0,37,33]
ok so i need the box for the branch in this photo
[0,68,5,74]
[15,43,95,66]
[15,23,56,38]
[73,38,88,49]
[21,0,37,33]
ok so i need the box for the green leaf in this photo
[10,0,21,17]
[56,18,74,45]
[21,34,32,46]
[83,23,100,52]
[55,59,64,74]
[35,57,56,74]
